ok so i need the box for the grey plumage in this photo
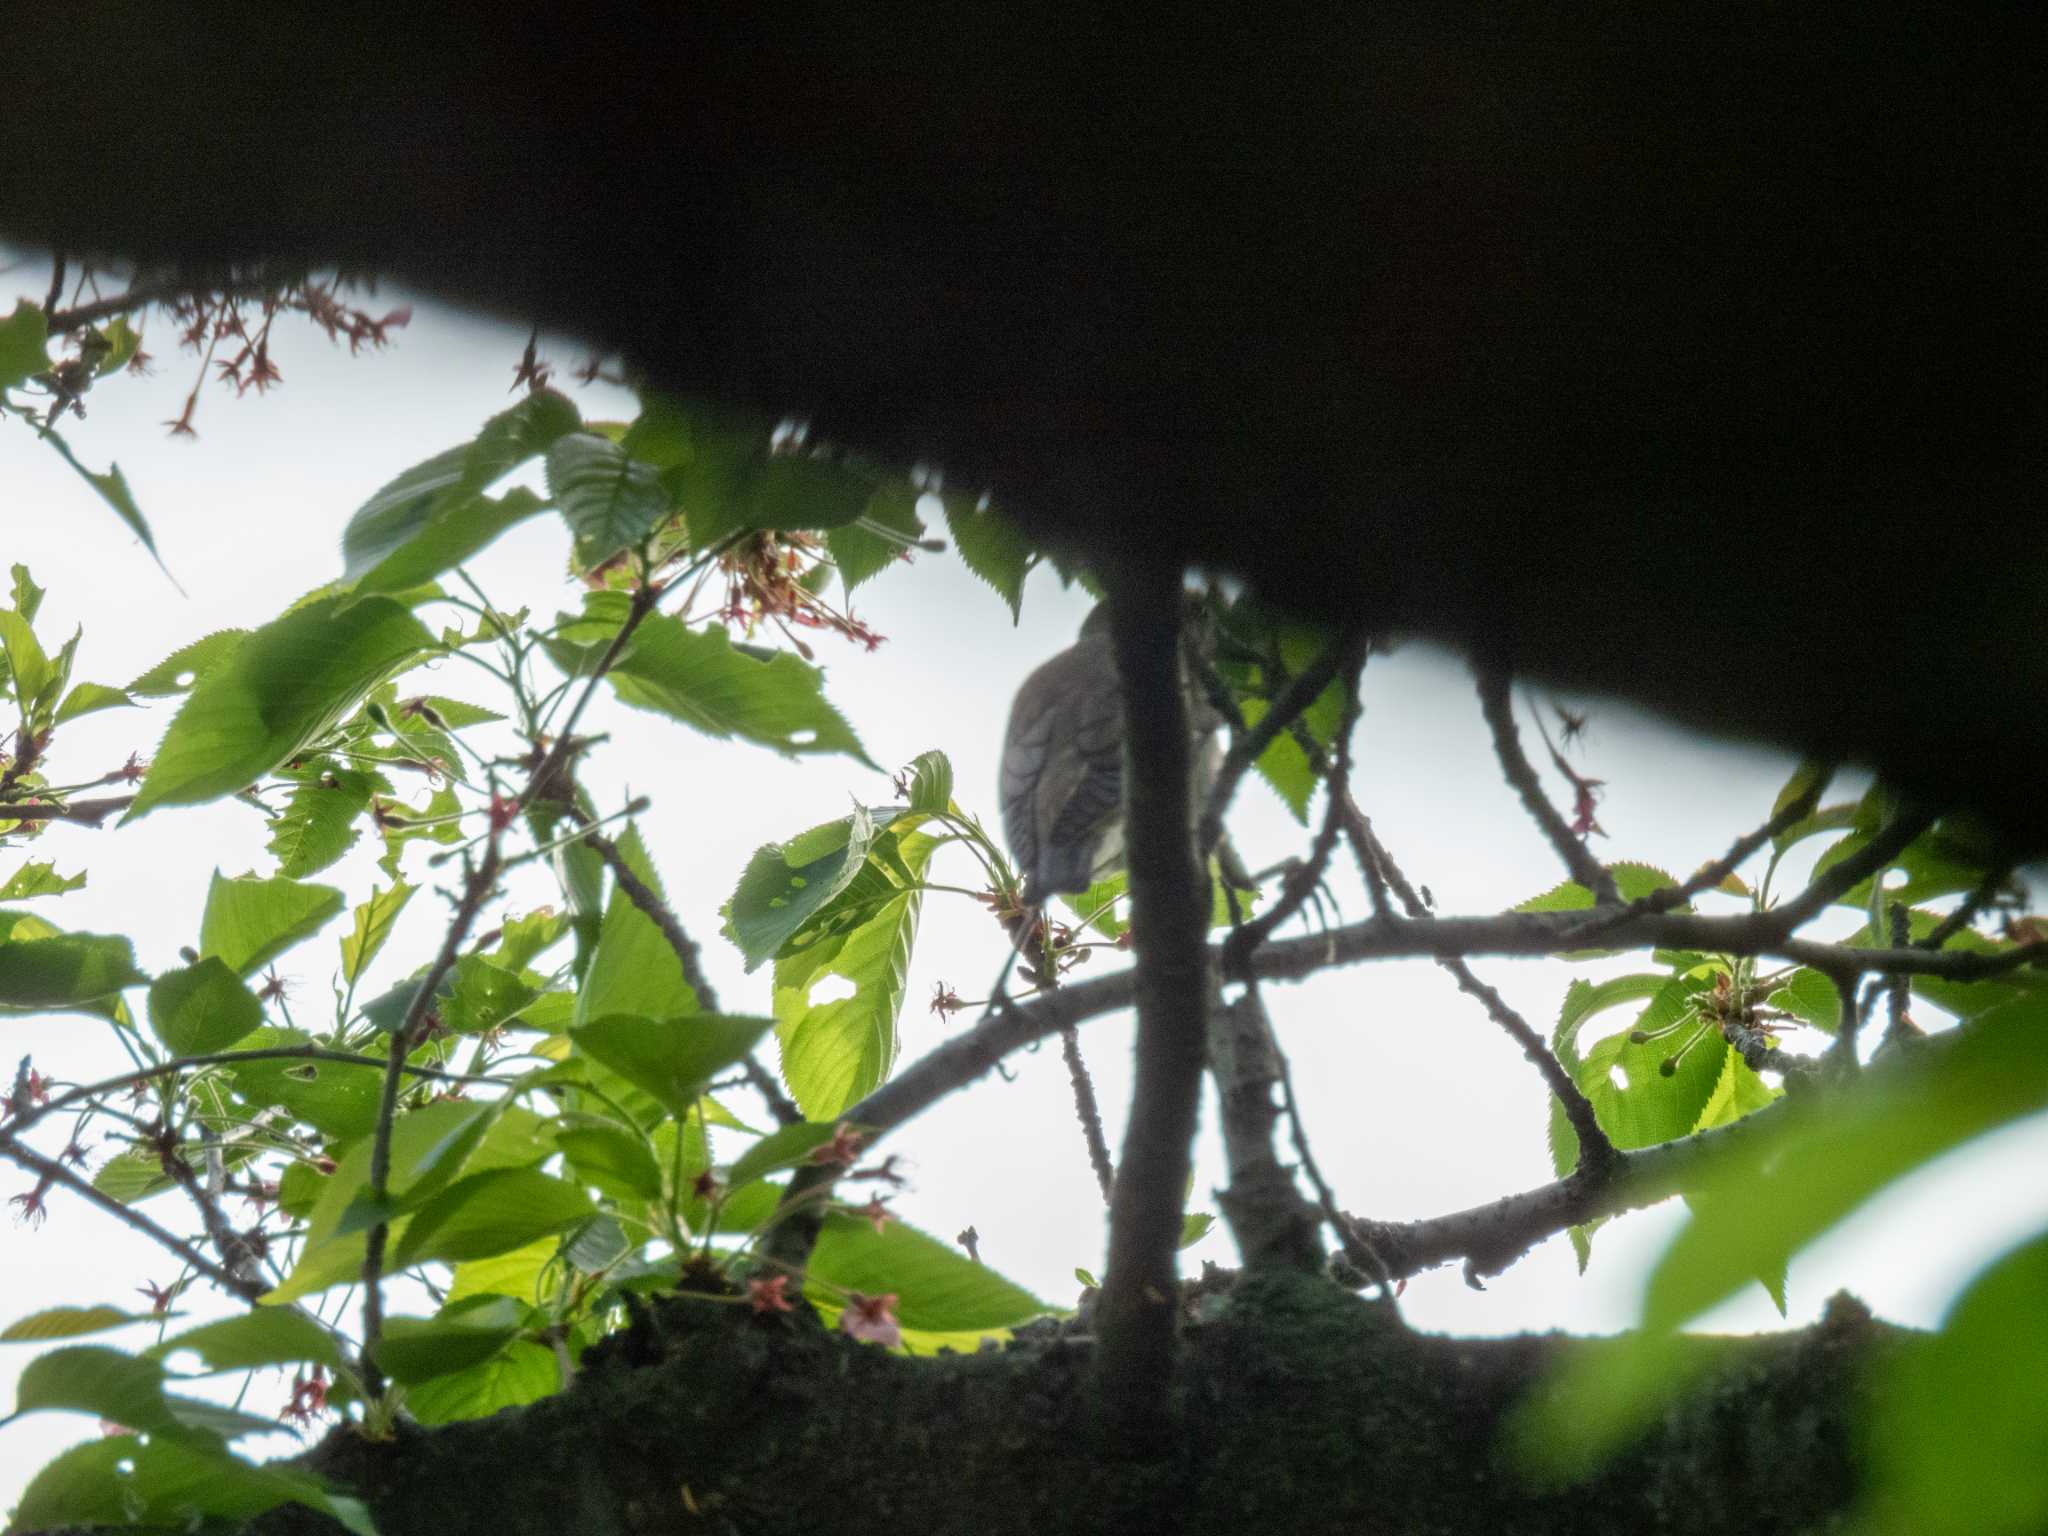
[1001,602,1221,905]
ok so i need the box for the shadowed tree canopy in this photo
[4,4,2040,850]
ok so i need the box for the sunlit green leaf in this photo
[0,298,49,392]
[340,880,413,985]
[53,680,134,724]
[147,956,263,1055]
[376,1296,528,1385]
[827,484,927,595]
[721,810,878,973]
[0,859,84,900]
[126,630,248,697]
[127,595,437,820]
[576,824,698,1024]
[546,431,671,566]
[198,870,344,977]
[0,1305,147,1343]
[405,1338,558,1426]
[269,768,378,878]
[0,923,145,1010]
[154,1308,345,1373]
[393,1167,595,1268]
[570,1012,775,1122]
[808,1213,1047,1333]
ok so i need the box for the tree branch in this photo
[0,1139,263,1301]
[1093,567,1213,1437]
[1206,979,1322,1273]
[1196,630,1357,858]
[1474,663,1620,904]
[0,794,135,826]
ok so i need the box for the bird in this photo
[1000,600,1224,906]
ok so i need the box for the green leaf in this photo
[1179,1211,1217,1249]
[546,431,672,565]
[341,390,580,591]
[722,1120,848,1192]
[10,565,44,622]
[941,493,1034,621]
[0,924,145,1009]
[1768,759,1835,849]
[269,767,378,877]
[94,313,141,376]
[1646,993,2048,1330]
[1864,1231,2048,1536]
[404,1338,558,1426]
[772,825,940,1118]
[0,608,52,714]
[393,1167,595,1269]
[556,598,874,766]
[1514,862,1685,916]
[53,680,135,724]
[900,749,953,815]
[1,1305,146,1343]
[1546,970,1727,1177]
[444,954,539,1034]
[1764,967,1843,1035]
[827,484,927,595]
[127,595,438,820]
[155,1308,345,1373]
[375,1296,527,1385]
[1063,871,1130,941]
[575,824,699,1024]
[33,424,169,580]
[199,870,345,976]
[147,957,263,1055]
[0,298,49,392]
[557,1122,665,1202]
[126,629,248,697]
[490,908,571,972]
[570,1013,776,1122]
[0,859,85,900]
[9,1345,278,1439]
[13,1434,372,1534]
[721,810,879,973]
[808,1213,1047,1333]
[227,1026,384,1139]
[340,880,413,985]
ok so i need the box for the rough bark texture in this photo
[50,1274,1887,1536]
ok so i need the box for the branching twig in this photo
[1221,649,1366,976]
[1474,664,1620,904]
[1764,805,1939,934]
[1920,864,2015,952]
[1195,631,1358,858]
[6,1045,494,1144]
[0,1139,262,1301]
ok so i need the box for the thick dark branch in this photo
[1350,1021,1972,1286]
[1474,664,1620,904]
[1094,567,1213,1436]
[582,825,799,1128]
[1206,981,1322,1273]
[0,794,135,826]
[0,1139,262,1301]
[1196,631,1357,858]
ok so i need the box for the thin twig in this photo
[1058,1023,1115,1203]
[1765,806,1939,934]
[7,1045,494,1144]
[1920,864,2015,951]
[0,1140,262,1301]
[1196,630,1357,857]
[1222,651,1365,975]
[42,255,65,319]
[1474,663,1620,904]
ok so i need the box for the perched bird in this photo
[1000,601,1222,905]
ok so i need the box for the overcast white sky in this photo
[4,268,2046,1504]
